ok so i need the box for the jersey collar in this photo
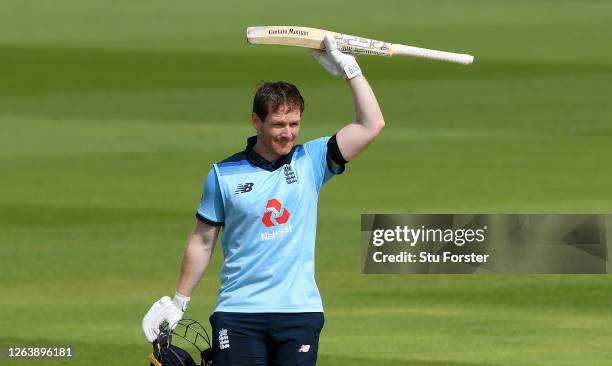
[245,136,297,172]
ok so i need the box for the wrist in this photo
[172,291,190,312]
[343,61,362,79]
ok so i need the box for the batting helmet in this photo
[148,319,212,366]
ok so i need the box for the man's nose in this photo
[280,126,291,137]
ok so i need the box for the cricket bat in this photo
[247,26,474,65]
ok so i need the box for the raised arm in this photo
[310,35,384,164]
[336,76,385,162]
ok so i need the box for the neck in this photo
[253,139,280,162]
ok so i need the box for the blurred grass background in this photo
[1,0,611,365]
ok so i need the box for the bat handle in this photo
[393,44,474,65]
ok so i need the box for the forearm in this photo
[176,230,216,297]
[347,76,385,133]
[310,34,385,162]
[336,76,385,161]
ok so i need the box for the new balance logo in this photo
[219,328,230,350]
[234,182,254,195]
[298,345,310,353]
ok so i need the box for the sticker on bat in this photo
[336,35,391,56]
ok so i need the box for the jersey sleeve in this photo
[196,168,224,226]
[303,136,345,190]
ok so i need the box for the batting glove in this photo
[310,34,362,79]
[141,292,190,343]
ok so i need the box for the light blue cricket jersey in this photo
[196,136,343,313]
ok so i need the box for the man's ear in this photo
[251,112,263,131]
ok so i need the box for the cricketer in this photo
[142,35,385,365]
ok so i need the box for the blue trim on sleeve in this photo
[196,212,224,226]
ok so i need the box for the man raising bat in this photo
[142,35,385,366]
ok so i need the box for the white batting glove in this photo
[141,292,190,343]
[310,34,362,79]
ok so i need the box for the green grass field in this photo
[2,1,612,365]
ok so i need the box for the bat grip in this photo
[394,44,474,65]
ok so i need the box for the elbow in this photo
[201,235,216,252]
[188,233,214,252]
[358,118,385,143]
[369,118,385,139]
[377,118,385,134]
[201,240,214,252]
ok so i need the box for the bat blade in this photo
[247,26,330,50]
[246,26,393,56]
[246,26,474,65]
